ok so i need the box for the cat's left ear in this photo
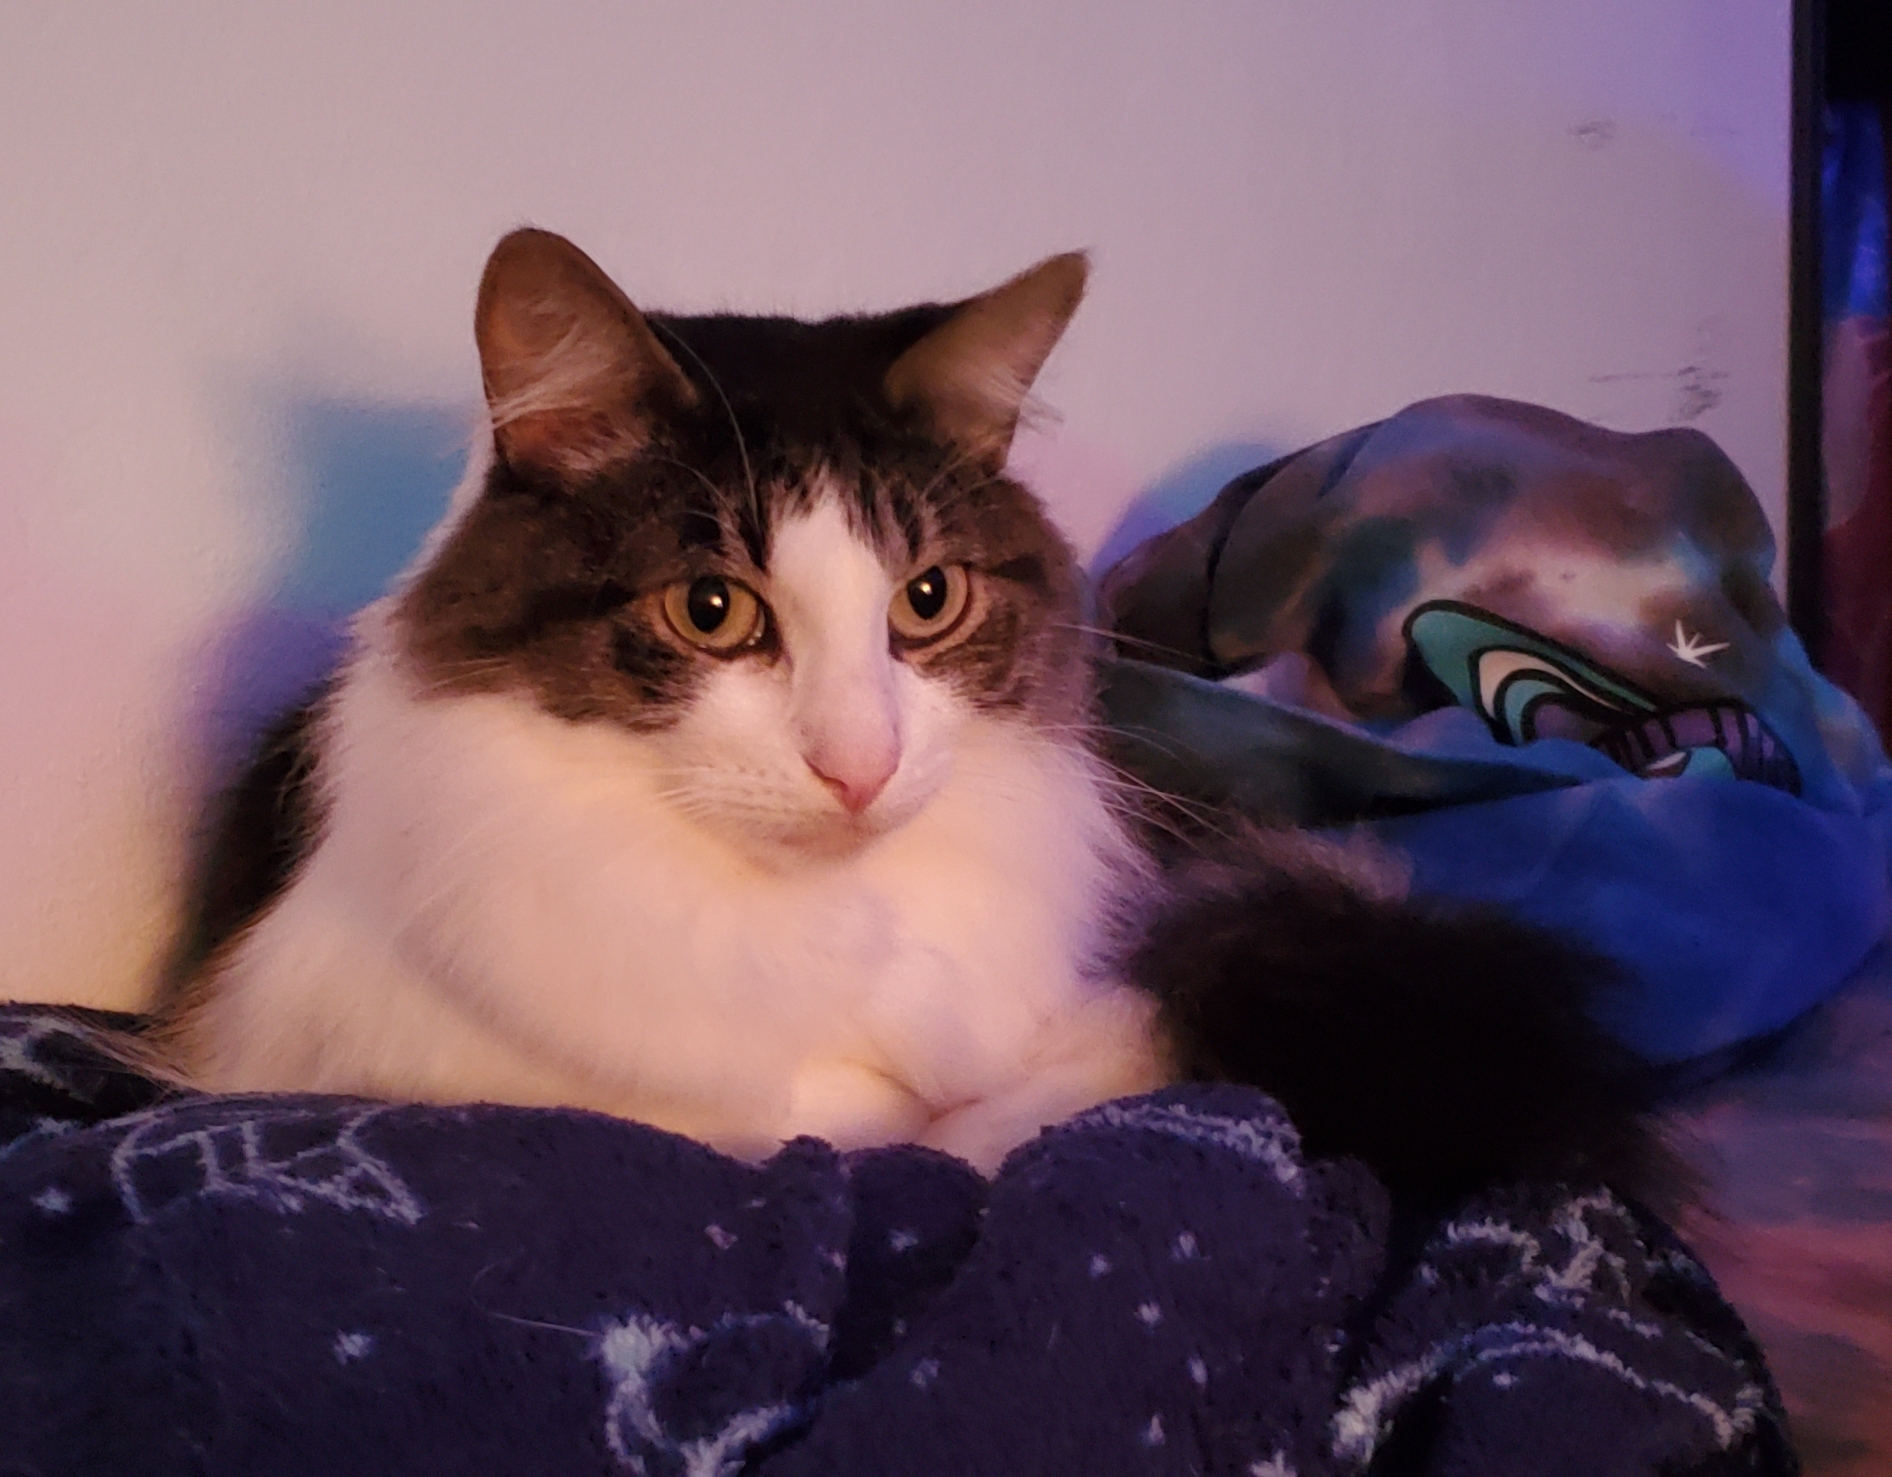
[475,228,699,478]
[884,252,1087,465]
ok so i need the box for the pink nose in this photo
[806,753,896,815]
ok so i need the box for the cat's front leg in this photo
[918,985,1168,1175]
[780,1058,937,1153]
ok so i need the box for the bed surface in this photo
[1673,949,1892,1476]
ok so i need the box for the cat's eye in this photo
[662,575,767,653]
[889,564,971,644]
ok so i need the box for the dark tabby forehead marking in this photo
[398,307,1091,733]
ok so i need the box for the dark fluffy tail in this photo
[1133,829,1681,1208]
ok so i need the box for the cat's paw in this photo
[919,989,1168,1175]
[915,1103,1023,1177]
[780,1059,933,1153]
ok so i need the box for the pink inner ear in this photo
[883,252,1087,463]
[475,229,695,477]
[479,308,649,474]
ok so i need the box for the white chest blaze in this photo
[187,499,1163,1169]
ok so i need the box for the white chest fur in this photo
[185,617,1162,1168]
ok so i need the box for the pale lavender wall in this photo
[0,1,1792,1006]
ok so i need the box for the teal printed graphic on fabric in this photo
[1404,601,1802,794]
[1405,601,1654,735]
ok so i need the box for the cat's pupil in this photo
[686,577,733,633]
[907,568,949,621]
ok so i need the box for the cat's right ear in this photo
[475,228,698,478]
[883,251,1088,467]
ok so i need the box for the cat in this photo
[153,228,1660,1194]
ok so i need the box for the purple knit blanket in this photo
[0,1005,1793,1476]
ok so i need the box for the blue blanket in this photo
[1100,396,1892,1064]
[0,1006,1791,1475]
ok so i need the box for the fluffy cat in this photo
[155,229,1658,1193]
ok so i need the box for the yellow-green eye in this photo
[889,564,971,643]
[662,575,766,652]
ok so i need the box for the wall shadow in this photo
[276,398,472,615]
[1088,439,1285,579]
[191,398,471,771]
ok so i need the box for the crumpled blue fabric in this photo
[1099,395,1892,1065]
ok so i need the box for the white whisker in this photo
[1052,621,1200,663]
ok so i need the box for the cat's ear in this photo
[475,228,698,478]
[884,251,1087,464]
